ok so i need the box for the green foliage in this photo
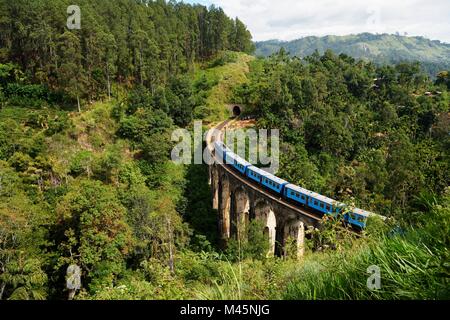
[0,0,448,301]
[436,71,450,89]
[236,51,449,216]
[0,161,48,300]
[255,33,450,78]
[209,51,239,68]
[69,150,94,177]
[183,164,217,246]
[226,220,271,262]
[54,180,133,292]
[0,0,254,110]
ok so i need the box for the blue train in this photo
[214,141,374,229]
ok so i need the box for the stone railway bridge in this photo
[206,120,323,259]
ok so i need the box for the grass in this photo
[190,197,449,300]
[283,233,448,300]
[193,51,254,123]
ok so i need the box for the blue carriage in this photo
[345,208,371,229]
[283,184,313,206]
[225,151,252,175]
[307,192,345,216]
[259,170,288,194]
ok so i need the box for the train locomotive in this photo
[214,141,373,229]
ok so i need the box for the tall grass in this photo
[284,234,448,299]
[194,194,449,300]
[283,198,450,300]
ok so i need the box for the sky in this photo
[183,0,450,43]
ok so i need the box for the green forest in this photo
[255,33,450,77]
[0,0,449,300]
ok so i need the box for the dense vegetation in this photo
[255,33,450,77]
[0,0,254,110]
[234,50,450,219]
[0,0,449,301]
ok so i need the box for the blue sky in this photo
[181,0,450,43]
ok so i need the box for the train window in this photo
[320,203,324,208]
[314,200,318,206]
[326,205,331,211]
[301,195,306,200]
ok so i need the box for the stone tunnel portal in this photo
[233,105,241,117]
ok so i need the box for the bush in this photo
[69,150,94,177]
[226,220,270,262]
[208,51,238,68]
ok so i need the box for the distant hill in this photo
[255,33,450,77]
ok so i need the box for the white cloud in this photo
[191,0,450,43]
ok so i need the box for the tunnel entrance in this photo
[233,106,241,117]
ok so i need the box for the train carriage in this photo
[260,171,288,194]
[284,184,313,206]
[246,165,266,184]
[225,151,252,175]
[307,193,344,216]
[345,208,371,229]
[214,141,229,163]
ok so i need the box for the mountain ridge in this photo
[255,33,450,76]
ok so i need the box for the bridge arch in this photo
[283,220,305,259]
[219,173,231,242]
[211,166,219,210]
[254,200,277,256]
[231,186,250,241]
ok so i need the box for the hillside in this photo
[255,33,450,76]
[0,46,256,299]
[0,0,449,303]
[193,52,254,122]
